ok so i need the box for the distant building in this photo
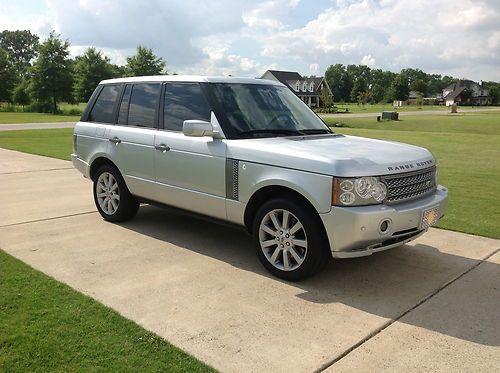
[442,80,491,106]
[260,70,333,107]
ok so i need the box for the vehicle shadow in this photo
[118,204,499,347]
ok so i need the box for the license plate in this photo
[421,206,440,229]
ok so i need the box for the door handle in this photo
[155,144,170,152]
[109,137,121,144]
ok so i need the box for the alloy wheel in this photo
[259,209,308,271]
[96,172,120,215]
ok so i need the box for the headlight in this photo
[332,176,387,206]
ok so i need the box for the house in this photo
[442,80,491,106]
[260,70,333,107]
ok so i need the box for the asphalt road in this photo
[1,148,499,372]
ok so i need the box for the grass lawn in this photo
[0,112,80,124]
[330,103,498,114]
[0,250,214,372]
[324,112,500,239]
[0,129,73,160]
[1,114,499,239]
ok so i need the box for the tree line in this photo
[0,30,166,114]
[325,63,500,105]
[1,29,499,114]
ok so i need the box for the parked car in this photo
[72,76,448,280]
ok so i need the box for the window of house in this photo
[127,83,161,128]
[303,82,307,91]
[88,84,122,123]
[295,82,300,91]
[309,82,314,92]
[163,83,212,131]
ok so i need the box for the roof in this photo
[263,70,303,83]
[444,86,465,100]
[100,75,284,86]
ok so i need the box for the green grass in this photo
[330,103,498,114]
[0,129,73,160]
[1,114,499,239]
[0,250,214,372]
[0,112,80,124]
[326,113,500,239]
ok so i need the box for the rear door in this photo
[107,82,161,198]
[153,82,227,219]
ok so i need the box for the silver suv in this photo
[72,76,448,280]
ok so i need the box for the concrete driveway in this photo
[1,148,499,372]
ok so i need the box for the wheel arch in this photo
[243,185,321,233]
[89,156,120,181]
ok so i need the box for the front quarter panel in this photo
[238,161,333,213]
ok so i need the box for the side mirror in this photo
[182,120,214,137]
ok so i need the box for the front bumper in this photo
[320,185,448,258]
[71,154,90,179]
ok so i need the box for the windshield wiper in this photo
[238,129,304,138]
[298,128,333,134]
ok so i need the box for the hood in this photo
[226,134,435,177]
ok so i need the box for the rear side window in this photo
[117,84,132,125]
[127,83,161,128]
[88,85,121,123]
[163,83,211,131]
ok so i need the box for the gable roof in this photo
[263,70,303,83]
[444,86,466,100]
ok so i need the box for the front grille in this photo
[381,166,436,204]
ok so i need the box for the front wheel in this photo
[93,164,139,222]
[253,198,331,281]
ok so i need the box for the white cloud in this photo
[257,0,500,80]
[242,0,300,30]
[309,63,319,75]
[2,0,500,80]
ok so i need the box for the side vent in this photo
[225,159,239,200]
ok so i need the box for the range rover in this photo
[72,76,448,280]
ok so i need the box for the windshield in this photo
[208,83,332,139]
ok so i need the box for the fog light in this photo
[379,219,391,234]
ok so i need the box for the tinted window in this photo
[117,85,132,125]
[128,83,161,128]
[163,83,211,131]
[88,85,121,123]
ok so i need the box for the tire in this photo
[252,197,331,281]
[93,164,139,222]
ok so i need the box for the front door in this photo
[153,82,227,219]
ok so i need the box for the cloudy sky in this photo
[1,0,499,80]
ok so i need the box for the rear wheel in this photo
[93,164,139,222]
[253,198,330,281]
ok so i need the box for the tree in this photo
[370,83,385,103]
[0,48,16,103]
[320,87,332,108]
[325,64,351,102]
[74,47,113,102]
[410,79,428,96]
[126,46,166,76]
[30,32,73,113]
[0,30,39,79]
[357,91,372,106]
[387,74,410,101]
[13,81,31,109]
[350,77,367,103]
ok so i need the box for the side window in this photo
[117,84,132,125]
[163,83,211,131]
[127,83,161,128]
[88,85,121,123]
